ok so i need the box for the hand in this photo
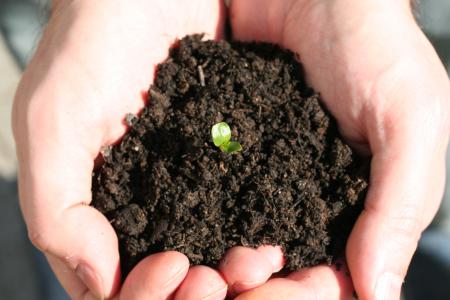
[229,0,450,299]
[13,0,288,298]
[12,0,232,299]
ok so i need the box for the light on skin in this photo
[13,0,449,300]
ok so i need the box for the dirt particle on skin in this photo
[92,35,370,277]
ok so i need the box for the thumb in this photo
[347,114,449,299]
[13,66,121,297]
[15,122,121,299]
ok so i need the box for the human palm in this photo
[14,0,450,299]
[13,1,231,299]
[230,0,450,299]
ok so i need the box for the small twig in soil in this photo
[233,108,253,113]
[198,65,205,87]
[219,161,228,173]
[149,88,166,102]
[201,58,211,68]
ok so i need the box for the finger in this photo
[219,246,284,295]
[287,263,354,298]
[118,251,189,300]
[174,266,227,300]
[256,245,285,272]
[46,254,94,300]
[236,264,353,300]
[348,114,449,299]
[17,139,121,299]
[236,279,306,300]
[47,252,114,300]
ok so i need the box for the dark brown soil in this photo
[92,35,369,277]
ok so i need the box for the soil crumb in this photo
[92,35,369,277]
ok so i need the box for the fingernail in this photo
[75,264,104,300]
[375,272,403,300]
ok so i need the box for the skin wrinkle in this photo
[363,159,424,247]
[200,286,228,300]
[367,54,447,156]
[360,143,435,292]
[361,59,406,152]
[25,142,90,252]
[326,8,418,149]
[281,1,320,55]
[278,0,297,45]
[346,17,402,128]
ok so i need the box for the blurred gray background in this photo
[0,0,449,299]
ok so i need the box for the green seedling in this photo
[211,122,242,153]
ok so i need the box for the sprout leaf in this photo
[211,122,231,147]
[222,141,242,153]
[211,122,242,154]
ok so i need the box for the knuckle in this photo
[27,225,51,253]
[365,200,423,250]
[386,205,422,249]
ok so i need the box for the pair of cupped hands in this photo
[12,0,450,299]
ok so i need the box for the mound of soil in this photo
[92,35,369,277]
